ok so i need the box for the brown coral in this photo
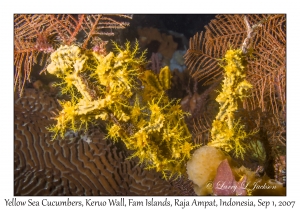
[14,89,186,195]
[185,15,286,179]
[14,14,133,96]
[137,27,178,62]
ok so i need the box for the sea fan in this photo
[14,14,132,96]
[186,14,286,172]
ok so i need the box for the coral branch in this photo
[46,41,196,179]
[14,14,132,96]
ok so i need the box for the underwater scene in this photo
[14,14,286,196]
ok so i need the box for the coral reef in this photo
[13,14,286,196]
[14,89,191,195]
[208,48,254,159]
[185,15,286,159]
[46,41,197,179]
[185,14,286,196]
[14,14,133,96]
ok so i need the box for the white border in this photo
[1,0,299,209]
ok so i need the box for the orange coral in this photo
[137,27,178,62]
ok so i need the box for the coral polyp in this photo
[46,41,196,179]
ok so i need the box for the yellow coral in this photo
[46,41,196,179]
[159,66,172,90]
[208,49,254,159]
